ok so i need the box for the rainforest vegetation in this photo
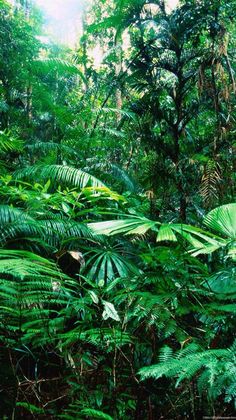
[0,0,235,418]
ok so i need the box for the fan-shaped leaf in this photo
[89,217,156,236]
[204,203,236,239]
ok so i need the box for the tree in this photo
[86,0,236,219]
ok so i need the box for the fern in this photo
[139,342,236,404]
[59,406,114,420]
[0,249,71,345]
[59,327,132,351]
[200,160,221,207]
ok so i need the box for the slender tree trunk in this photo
[173,49,187,221]
[81,15,89,94]
[114,34,123,124]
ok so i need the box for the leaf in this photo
[85,247,140,282]
[32,58,86,83]
[89,291,99,304]
[205,268,236,296]
[80,408,114,420]
[156,224,177,242]
[87,15,124,34]
[14,165,105,189]
[0,131,24,153]
[89,217,156,236]
[83,186,125,202]
[102,300,120,322]
[204,203,236,239]
[16,402,44,414]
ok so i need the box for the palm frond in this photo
[0,205,42,246]
[31,58,86,82]
[108,164,139,192]
[203,203,236,239]
[25,142,79,157]
[84,246,141,283]
[89,216,157,236]
[0,131,24,153]
[14,165,105,189]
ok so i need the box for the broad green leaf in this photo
[102,300,120,322]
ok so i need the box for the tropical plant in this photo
[0,0,235,418]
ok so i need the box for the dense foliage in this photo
[0,0,235,418]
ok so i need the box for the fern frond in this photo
[0,249,71,345]
[59,327,132,350]
[200,160,221,207]
[139,341,236,404]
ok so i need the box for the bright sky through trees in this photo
[35,0,179,44]
[35,0,87,44]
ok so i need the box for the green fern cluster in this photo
[0,250,71,346]
[139,342,236,406]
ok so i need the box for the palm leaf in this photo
[89,216,156,236]
[0,131,23,153]
[14,165,105,189]
[0,205,43,246]
[203,203,236,239]
[84,246,140,283]
[156,224,177,242]
[31,58,86,82]
[205,268,236,297]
